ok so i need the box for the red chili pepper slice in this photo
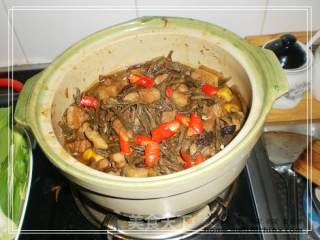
[175,113,190,126]
[134,135,160,167]
[184,160,194,169]
[201,84,218,96]
[151,120,181,142]
[134,135,152,146]
[194,154,205,164]
[79,96,98,109]
[180,150,193,169]
[188,112,204,135]
[128,74,154,88]
[0,78,24,92]
[180,150,193,162]
[165,86,174,97]
[145,142,160,167]
[181,151,205,169]
[119,134,132,156]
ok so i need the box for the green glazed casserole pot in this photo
[15,17,287,219]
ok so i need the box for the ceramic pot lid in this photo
[265,34,307,69]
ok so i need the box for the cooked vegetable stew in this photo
[59,52,246,177]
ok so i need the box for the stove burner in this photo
[71,180,238,239]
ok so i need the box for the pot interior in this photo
[49,28,252,167]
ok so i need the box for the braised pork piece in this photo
[59,52,246,177]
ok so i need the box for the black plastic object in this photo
[264,34,307,69]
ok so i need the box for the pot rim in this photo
[22,16,285,190]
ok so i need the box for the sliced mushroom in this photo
[67,139,91,155]
[66,105,89,129]
[96,85,119,102]
[161,111,177,123]
[111,152,127,168]
[203,118,216,132]
[203,105,215,119]
[201,146,216,158]
[212,103,226,118]
[117,77,130,89]
[171,84,190,108]
[176,83,189,93]
[202,105,218,132]
[95,77,129,103]
[172,91,189,108]
[123,92,140,102]
[154,73,168,85]
[84,123,108,149]
[191,68,218,86]
[123,165,150,177]
[138,87,161,104]
[91,159,111,171]
[77,122,90,138]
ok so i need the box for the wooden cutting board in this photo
[245,31,320,123]
[293,140,320,186]
[266,91,320,123]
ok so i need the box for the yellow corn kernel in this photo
[224,103,240,112]
[83,149,94,161]
[217,87,232,102]
[83,148,104,162]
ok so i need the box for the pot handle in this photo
[261,48,288,100]
[15,73,41,128]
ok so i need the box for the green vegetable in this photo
[0,108,9,164]
[0,158,8,216]
[0,108,9,129]
[0,107,30,239]
[0,108,10,217]
[12,129,29,224]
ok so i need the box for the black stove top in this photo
[19,143,260,240]
[1,68,274,240]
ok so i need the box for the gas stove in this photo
[1,67,294,240]
[19,142,261,240]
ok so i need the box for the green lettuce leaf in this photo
[0,158,8,216]
[0,108,10,164]
[0,107,30,229]
[12,129,29,224]
[0,108,10,216]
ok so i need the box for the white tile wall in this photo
[0,0,319,67]
[0,2,27,67]
[1,0,136,65]
[262,0,320,34]
[136,0,268,37]
[3,0,136,7]
[10,8,136,63]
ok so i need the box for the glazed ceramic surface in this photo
[15,17,287,218]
